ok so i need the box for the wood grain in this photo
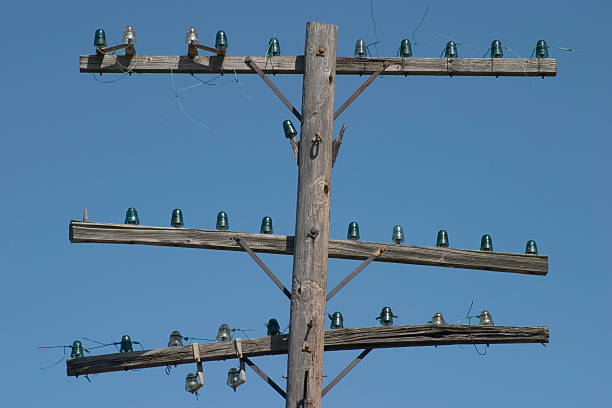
[66,324,549,377]
[80,55,556,76]
[285,22,338,408]
[70,221,548,275]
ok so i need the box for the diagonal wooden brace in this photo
[334,61,390,120]
[322,349,372,397]
[235,236,292,300]
[326,246,386,301]
[245,57,302,121]
[243,357,287,399]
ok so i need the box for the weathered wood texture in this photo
[66,325,549,377]
[70,221,548,275]
[286,22,338,408]
[80,55,557,76]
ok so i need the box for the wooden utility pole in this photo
[70,20,555,408]
[286,22,337,408]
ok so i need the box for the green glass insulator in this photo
[168,330,183,347]
[283,120,297,139]
[535,40,548,58]
[215,30,228,49]
[93,29,107,49]
[376,306,397,326]
[525,240,538,255]
[120,335,133,352]
[480,234,493,251]
[354,39,366,57]
[171,209,184,228]
[436,230,449,248]
[216,211,229,230]
[125,207,140,225]
[266,318,281,336]
[71,340,84,358]
[399,39,412,57]
[185,373,198,393]
[392,225,404,244]
[328,312,344,329]
[490,40,503,58]
[260,216,273,234]
[347,222,360,240]
[267,38,280,56]
[445,41,458,58]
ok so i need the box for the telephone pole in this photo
[286,22,337,408]
[69,20,555,408]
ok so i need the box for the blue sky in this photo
[1,0,610,406]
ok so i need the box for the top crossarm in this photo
[80,55,556,76]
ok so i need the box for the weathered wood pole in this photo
[286,21,337,408]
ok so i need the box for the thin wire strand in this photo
[83,337,113,348]
[502,44,530,81]
[170,57,211,130]
[184,337,216,342]
[232,66,253,102]
[412,4,430,43]
[90,45,138,83]
[438,33,480,56]
[40,346,68,371]
[39,345,70,349]
[41,355,67,370]
[370,0,380,58]
[462,302,487,356]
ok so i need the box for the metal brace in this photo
[307,228,320,239]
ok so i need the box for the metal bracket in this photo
[327,246,386,301]
[290,137,300,164]
[331,123,347,167]
[187,42,226,57]
[307,228,320,239]
[334,61,390,120]
[96,42,135,56]
[243,357,287,399]
[235,237,292,300]
[322,349,372,397]
[245,57,302,121]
